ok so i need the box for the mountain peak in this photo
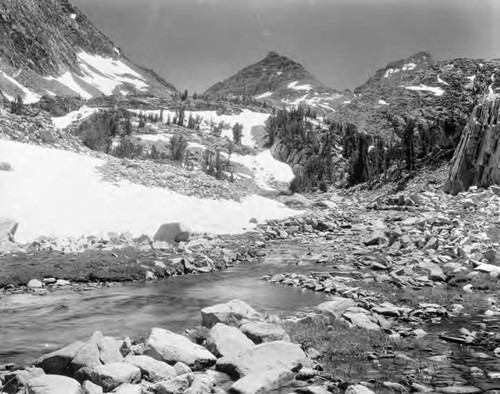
[204,52,347,113]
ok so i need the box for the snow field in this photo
[0,140,297,242]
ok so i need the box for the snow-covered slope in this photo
[0,0,176,104]
[0,140,296,243]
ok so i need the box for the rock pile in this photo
[0,300,335,394]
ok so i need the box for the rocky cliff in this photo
[444,93,500,194]
[0,0,176,103]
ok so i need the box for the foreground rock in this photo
[239,321,290,343]
[153,222,191,243]
[201,299,262,328]
[35,331,123,375]
[216,340,307,379]
[144,328,216,369]
[25,374,82,394]
[205,323,255,358]
[76,362,141,391]
[124,355,176,382]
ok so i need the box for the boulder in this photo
[155,375,193,394]
[153,223,190,243]
[239,322,290,344]
[0,162,12,171]
[173,362,191,376]
[343,312,381,331]
[345,384,376,394]
[35,332,123,375]
[3,367,45,393]
[416,261,446,282]
[201,300,262,328]
[81,362,141,392]
[205,323,255,358]
[25,375,82,394]
[144,328,216,370]
[112,383,143,394]
[229,368,294,394]
[315,297,357,321]
[27,279,44,289]
[82,380,103,394]
[125,355,176,382]
[216,340,307,379]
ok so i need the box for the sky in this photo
[72,0,499,93]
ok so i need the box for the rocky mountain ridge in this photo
[0,0,177,104]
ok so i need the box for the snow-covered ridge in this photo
[0,70,41,104]
[287,81,313,91]
[0,140,296,242]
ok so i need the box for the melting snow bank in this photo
[404,84,445,96]
[52,106,100,129]
[0,140,298,243]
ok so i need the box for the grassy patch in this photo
[283,319,392,361]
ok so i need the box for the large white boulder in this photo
[315,297,357,321]
[229,368,294,394]
[25,374,82,394]
[144,328,216,370]
[205,323,255,358]
[201,300,262,328]
[216,340,307,379]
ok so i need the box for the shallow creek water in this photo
[1,240,500,390]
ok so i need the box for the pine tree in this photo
[232,123,243,145]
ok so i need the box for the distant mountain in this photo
[204,51,350,113]
[0,0,176,104]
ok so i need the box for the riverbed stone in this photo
[83,362,141,392]
[144,328,216,370]
[201,300,262,328]
[205,323,255,358]
[26,374,82,394]
[82,380,103,394]
[229,367,294,394]
[34,340,86,375]
[216,340,307,379]
[155,374,193,394]
[125,355,176,382]
[345,384,376,394]
[153,223,190,243]
[27,279,43,289]
[173,362,191,376]
[239,321,290,344]
[315,297,357,321]
[437,386,482,394]
[343,312,381,331]
[112,383,143,394]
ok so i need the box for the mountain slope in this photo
[204,51,349,113]
[0,0,176,103]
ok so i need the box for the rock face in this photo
[0,0,176,102]
[201,299,262,328]
[216,340,307,379]
[153,223,191,244]
[144,328,216,369]
[444,94,500,194]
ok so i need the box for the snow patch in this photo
[47,72,93,100]
[405,84,445,96]
[343,100,351,104]
[231,150,294,191]
[77,52,149,95]
[437,75,450,86]
[384,68,400,78]
[52,106,100,129]
[378,99,389,105]
[288,81,313,91]
[402,63,417,71]
[255,91,273,99]
[70,13,76,20]
[467,75,476,82]
[0,140,296,242]
[0,70,41,103]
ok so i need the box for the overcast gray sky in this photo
[72,0,498,93]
